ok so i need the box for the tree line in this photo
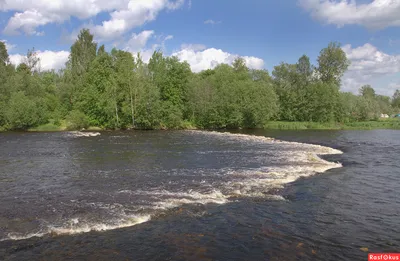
[1,29,399,131]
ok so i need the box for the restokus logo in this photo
[369,254,400,260]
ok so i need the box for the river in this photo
[0,130,399,260]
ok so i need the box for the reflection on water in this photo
[0,129,399,260]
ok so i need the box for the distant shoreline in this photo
[1,119,398,132]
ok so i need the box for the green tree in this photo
[317,42,350,86]
[79,51,117,128]
[67,29,98,108]
[5,92,45,130]
[111,49,136,128]
[0,41,9,65]
[24,48,41,74]
[360,85,376,99]
[296,55,313,84]
[392,90,400,111]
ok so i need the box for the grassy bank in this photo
[28,120,67,132]
[263,119,400,130]
[28,120,103,132]
[14,119,400,132]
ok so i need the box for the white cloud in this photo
[172,45,265,72]
[125,30,155,53]
[4,9,57,35]
[164,35,173,41]
[299,0,400,30]
[127,33,173,63]
[1,0,185,38]
[85,0,184,41]
[1,0,127,35]
[341,43,400,95]
[204,19,221,25]
[10,50,69,71]
[138,46,159,63]
[8,54,24,66]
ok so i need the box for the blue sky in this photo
[1,0,400,96]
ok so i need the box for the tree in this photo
[66,29,97,109]
[0,41,9,65]
[296,55,313,84]
[392,90,400,110]
[317,42,350,86]
[69,29,97,78]
[111,49,136,128]
[23,48,41,74]
[78,50,119,128]
[360,85,376,99]
[4,92,45,130]
[97,45,106,56]
[232,57,248,72]
[148,52,191,127]
[0,42,11,126]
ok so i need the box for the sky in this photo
[1,0,400,96]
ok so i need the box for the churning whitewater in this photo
[0,131,342,241]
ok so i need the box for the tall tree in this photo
[0,41,9,65]
[392,90,400,110]
[111,48,136,127]
[69,29,97,78]
[360,85,376,99]
[317,42,350,86]
[232,57,248,72]
[296,54,313,84]
[67,29,98,108]
[23,48,41,74]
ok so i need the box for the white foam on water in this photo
[68,131,101,137]
[185,131,343,197]
[2,215,150,241]
[3,131,343,241]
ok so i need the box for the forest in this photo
[1,29,400,131]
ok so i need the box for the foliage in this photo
[66,110,90,130]
[0,31,398,131]
[317,42,350,85]
[4,92,46,130]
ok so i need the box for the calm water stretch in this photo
[0,130,399,260]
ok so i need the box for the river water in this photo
[0,130,399,260]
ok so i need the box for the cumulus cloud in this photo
[1,0,185,38]
[78,0,184,41]
[10,50,70,71]
[341,43,400,95]
[125,30,155,53]
[299,0,400,30]
[172,45,265,72]
[126,33,173,63]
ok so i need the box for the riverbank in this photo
[27,120,103,132]
[3,119,398,132]
[263,119,400,130]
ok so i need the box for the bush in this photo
[66,110,90,130]
[5,92,45,130]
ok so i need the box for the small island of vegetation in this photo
[1,29,399,132]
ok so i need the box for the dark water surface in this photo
[0,130,399,260]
